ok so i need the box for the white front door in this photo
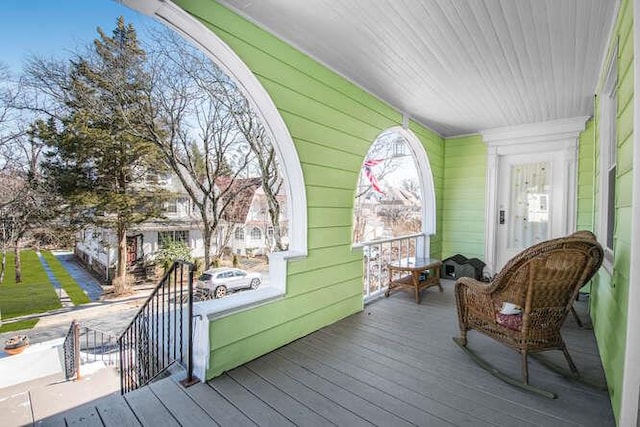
[496,152,566,271]
[482,117,585,276]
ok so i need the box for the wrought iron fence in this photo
[360,233,427,302]
[63,320,121,380]
[118,260,197,394]
[78,325,119,368]
[63,320,80,380]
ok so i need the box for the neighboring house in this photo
[75,174,205,281]
[75,174,287,281]
[216,178,288,256]
[354,185,421,243]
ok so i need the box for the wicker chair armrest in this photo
[455,277,494,295]
[455,277,497,328]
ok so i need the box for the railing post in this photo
[180,262,199,388]
[73,321,81,381]
[118,334,124,394]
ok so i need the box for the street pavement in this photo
[0,290,151,347]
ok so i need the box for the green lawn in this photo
[42,251,90,305]
[0,251,62,319]
[0,318,39,333]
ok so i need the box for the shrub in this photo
[155,238,193,272]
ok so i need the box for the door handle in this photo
[499,210,505,225]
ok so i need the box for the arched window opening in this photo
[124,0,306,253]
[121,0,309,379]
[354,130,423,243]
[354,127,436,301]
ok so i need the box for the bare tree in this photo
[139,29,282,266]
[229,101,286,251]
[0,163,57,283]
[0,62,63,283]
[0,64,29,171]
[354,134,404,200]
[0,172,23,283]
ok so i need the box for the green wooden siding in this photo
[174,0,444,379]
[590,0,633,420]
[577,119,595,232]
[441,135,487,260]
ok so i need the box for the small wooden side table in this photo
[385,257,443,303]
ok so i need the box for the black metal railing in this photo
[63,320,121,380]
[118,260,197,394]
[63,320,80,380]
[79,325,120,368]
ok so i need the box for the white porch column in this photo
[619,0,640,424]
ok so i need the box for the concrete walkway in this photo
[50,250,103,301]
[0,363,120,427]
[35,252,73,308]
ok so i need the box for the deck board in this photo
[181,381,256,427]
[48,280,614,426]
[246,357,374,426]
[370,289,609,392]
[255,352,414,427]
[149,378,215,426]
[350,291,612,424]
[306,328,544,426]
[124,386,180,426]
[94,395,141,427]
[208,373,296,426]
[227,365,334,426]
[285,335,495,426]
[274,345,456,426]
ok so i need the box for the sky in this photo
[1,1,154,74]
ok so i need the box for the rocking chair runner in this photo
[453,231,603,398]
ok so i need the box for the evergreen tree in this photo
[34,17,168,294]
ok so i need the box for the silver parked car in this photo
[196,267,262,299]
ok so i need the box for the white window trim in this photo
[599,44,618,273]
[251,227,262,240]
[122,0,308,381]
[392,127,437,236]
[234,227,245,240]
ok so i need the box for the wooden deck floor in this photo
[38,280,614,426]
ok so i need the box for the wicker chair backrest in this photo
[490,231,604,312]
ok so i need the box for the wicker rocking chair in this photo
[453,231,603,398]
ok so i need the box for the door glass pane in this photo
[508,162,550,250]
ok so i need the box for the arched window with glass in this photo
[354,127,436,300]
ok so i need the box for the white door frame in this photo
[480,117,588,274]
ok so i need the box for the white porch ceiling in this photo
[217,0,617,137]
